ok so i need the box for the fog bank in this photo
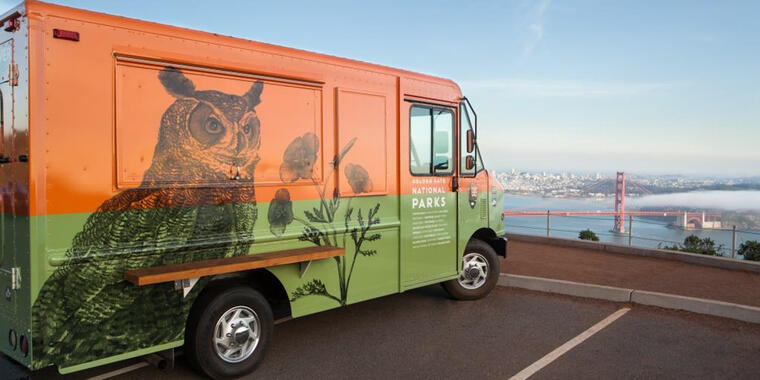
[630,191,760,211]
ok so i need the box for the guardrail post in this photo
[732,225,737,259]
[546,210,550,236]
[628,215,633,246]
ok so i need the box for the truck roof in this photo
[23,0,461,94]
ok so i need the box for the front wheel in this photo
[443,239,500,300]
[185,285,273,380]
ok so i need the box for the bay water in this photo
[503,194,760,257]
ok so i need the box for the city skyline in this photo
[3,0,758,176]
[495,169,760,213]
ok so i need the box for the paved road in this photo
[7,285,760,379]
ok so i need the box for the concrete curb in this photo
[630,290,760,324]
[497,273,633,303]
[504,233,760,274]
[499,273,760,324]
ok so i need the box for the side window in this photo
[432,109,453,173]
[410,105,454,176]
[410,106,432,175]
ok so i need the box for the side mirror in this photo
[465,155,475,170]
[466,129,474,153]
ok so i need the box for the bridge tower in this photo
[614,171,626,233]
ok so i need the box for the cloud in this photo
[524,0,551,55]
[460,79,673,97]
[630,191,760,212]
[528,23,544,45]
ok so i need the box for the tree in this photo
[738,240,760,261]
[579,229,599,242]
[681,235,721,255]
[662,234,723,256]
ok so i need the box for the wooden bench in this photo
[124,246,344,286]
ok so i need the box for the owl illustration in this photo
[31,68,263,367]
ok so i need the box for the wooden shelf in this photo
[124,245,344,286]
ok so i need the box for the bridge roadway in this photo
[5,239,759,379]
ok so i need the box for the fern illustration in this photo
[271,134,380,306]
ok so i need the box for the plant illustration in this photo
[268,133,380,306]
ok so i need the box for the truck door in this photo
[400,102,459,288]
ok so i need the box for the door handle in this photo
[452,176,459,192]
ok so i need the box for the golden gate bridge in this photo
[502,172,722,233]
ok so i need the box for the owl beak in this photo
[235,131,248,155]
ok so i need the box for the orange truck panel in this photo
[24,1,460,217]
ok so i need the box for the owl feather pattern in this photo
[31,68,263,367]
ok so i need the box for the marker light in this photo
[8,329,16,350]
[19,335,28,357]
[53,28,80,41]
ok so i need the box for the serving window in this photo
[336,89,388,196]
[114,58,322,188]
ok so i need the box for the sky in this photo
[3,0,759,176]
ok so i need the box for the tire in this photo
[443,239,500,300]
[185,285,273,380]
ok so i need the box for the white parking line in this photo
[86,362,150,380]
[509,307,631,380]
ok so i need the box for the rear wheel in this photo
[443,239,500,300]
[185,285,273,379]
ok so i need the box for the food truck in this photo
[0,1,506,378]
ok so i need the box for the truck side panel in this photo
[21,1,440,371]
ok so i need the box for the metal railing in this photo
[504,212,760,260]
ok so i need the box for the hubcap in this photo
[458,252,489,290]
[214,306,261,363]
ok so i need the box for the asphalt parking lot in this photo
[7,285,760,379]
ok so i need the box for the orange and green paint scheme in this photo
[0,1,505,373]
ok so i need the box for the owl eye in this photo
[189,103,224,146]
[245,117,261,152]
[205,118,223,134]
[242,117,258,135]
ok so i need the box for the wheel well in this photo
[469,228,506,258]
[198,269,291,320]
